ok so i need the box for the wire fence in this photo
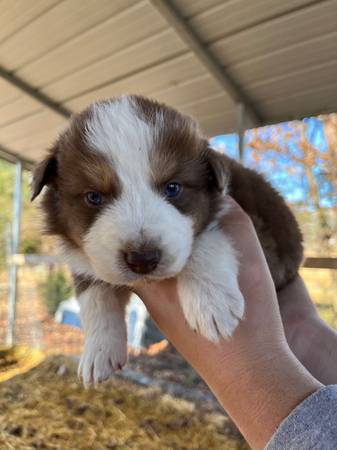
[0,265,83,354]
[0,263,164,356]
[0,263,336,356]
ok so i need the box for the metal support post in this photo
[237,103,246,162]
[6,161,23,346]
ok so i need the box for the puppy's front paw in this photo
[179,279,245,343]
[202,285,244,342]
[78,333,127,386]
[178,225,245,342]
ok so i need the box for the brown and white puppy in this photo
[32,95,303,385]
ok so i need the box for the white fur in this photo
[178,227,244,342]
[85,97,156,178]
[82,97,194,285]
[78,283,129,385]
[59,241,95,279]
[84,193,193,285]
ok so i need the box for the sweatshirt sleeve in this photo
[265,385,337,450]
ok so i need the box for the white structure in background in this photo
[55,293,148,351]
[126,294,148,351]
[55,296,81,328]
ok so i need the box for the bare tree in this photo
[246,116,337,255]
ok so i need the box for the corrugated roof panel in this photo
[190,0,315,42]
[198,109,239,136]
[9,140,53,161]
[0,78,22,106]
[0,0,337,162]
[248,60,337,103]
[9,121,61,144]
[42,29,187,101]
[0,96,42,127]
[174,0,225,18]
[0,110,65,142]
[29,147,53,161]
[263,82,337,122]
[151,75,223,107]
[233,31,337,85]
[7,129,60,157]
[0,0,59,44]
[0,0,137,70]
[211,0,337,66]
[7,140,49,156]
[16,1,167,87]
[65,53,206,111]
[179,93,233,121]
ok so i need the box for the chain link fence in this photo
[0,261,165,355]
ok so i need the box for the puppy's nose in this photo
[124,249,161,274]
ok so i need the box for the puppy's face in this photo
[32,96,228,285]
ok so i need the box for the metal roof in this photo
[0,0,336,166]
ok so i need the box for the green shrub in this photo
[40,268,73,315]
[20,237,42,254]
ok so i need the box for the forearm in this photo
[279,276,337,385]
[138,281,321,449]
[288,316,337,385]
[212,348,321,449]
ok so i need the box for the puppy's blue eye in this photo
[164,182,181,198]
[85,191,104,206]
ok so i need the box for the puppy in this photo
[31,95,303,385]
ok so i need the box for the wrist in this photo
[211,343,321,449]
[278,276,319,326]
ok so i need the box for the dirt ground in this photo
[0,266,335,449]
[0,355,248,450]
[125,343,222,414]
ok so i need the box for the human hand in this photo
[135,197,321,449]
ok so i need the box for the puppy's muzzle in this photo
[123,249,162,274]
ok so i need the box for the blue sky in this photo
[210,117,336,209]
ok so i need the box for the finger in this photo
[220,196,264,264]
[220,196,254,232]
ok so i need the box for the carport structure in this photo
[1,0,337,165]
[1,0,337,343]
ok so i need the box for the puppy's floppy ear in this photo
[31,146,58,201]
[206,147,230,192]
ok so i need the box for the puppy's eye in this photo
[164,182,182,198]
[85,191,104,206]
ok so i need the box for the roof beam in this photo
[150,0,264,126]
[0,144,35,171]
[0,65,71,119]
[0,66,71,166]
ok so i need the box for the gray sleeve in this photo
[265,385,337,450]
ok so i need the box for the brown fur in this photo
[35,110,122,250]
[150,142,225,234]
[222,155,303,288]
[32,95,303,290]
[132,96,227,233]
